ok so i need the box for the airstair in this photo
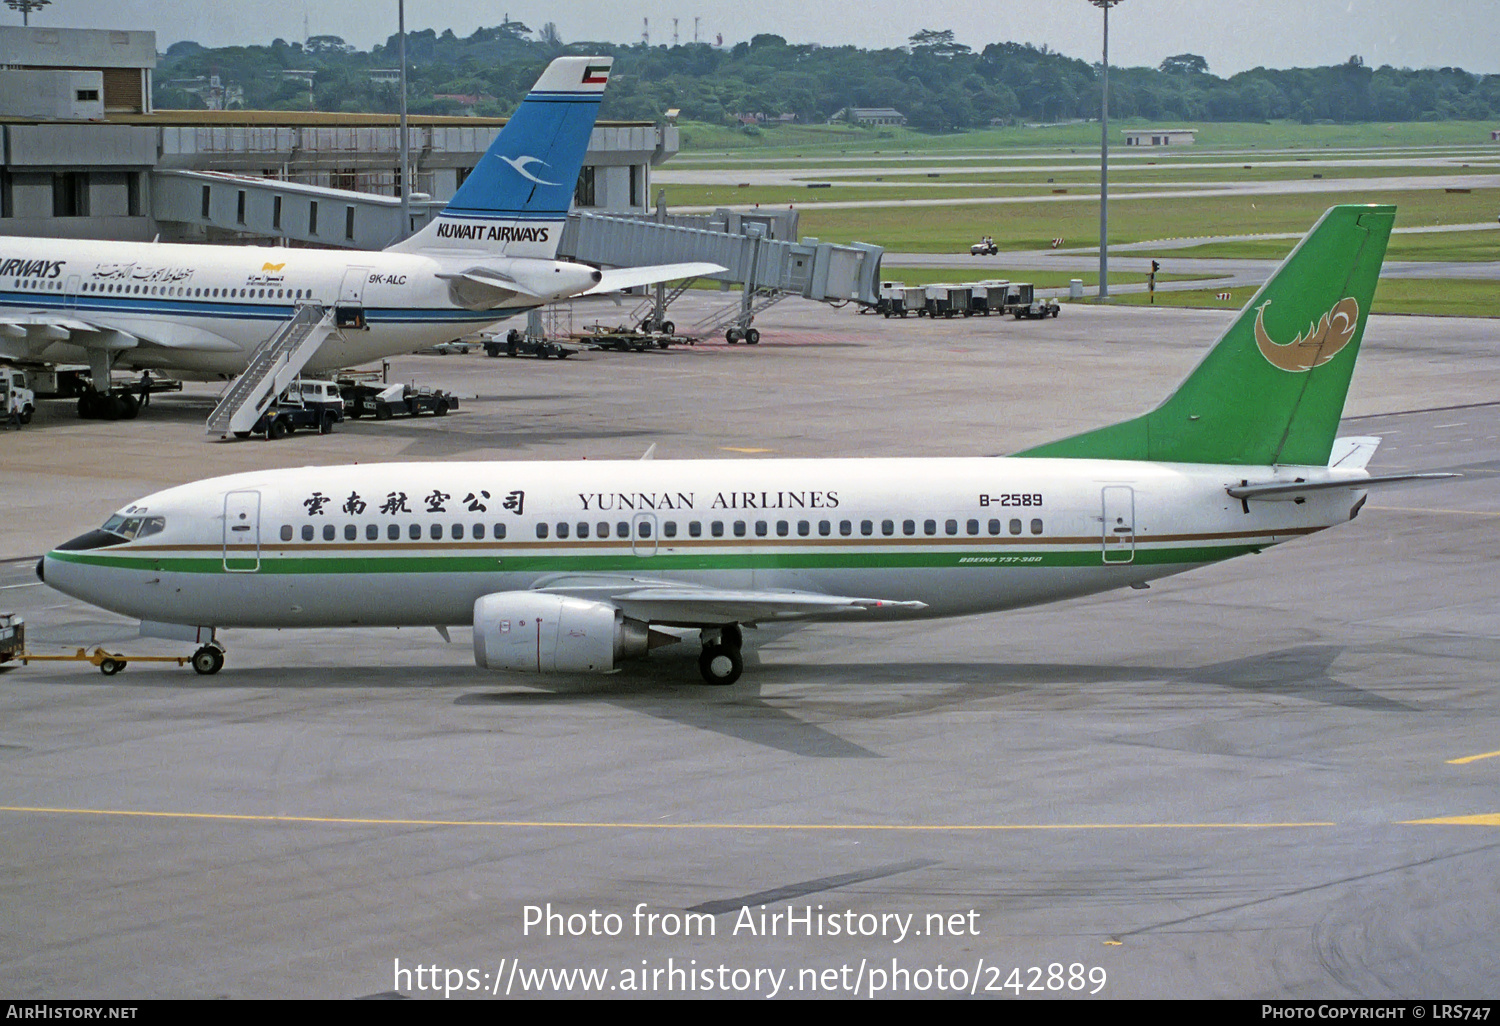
[687,287,793,341]
[206,303,338,437]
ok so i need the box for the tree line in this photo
[153,23,1500,128]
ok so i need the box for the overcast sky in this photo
[23,1,1500,77]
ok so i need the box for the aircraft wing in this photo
[0,312,240,359]
[532,575,926,626]
[581,262,726,297]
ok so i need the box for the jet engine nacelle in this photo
[472,592,653,673]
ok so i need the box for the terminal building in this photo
[0,25,671,248]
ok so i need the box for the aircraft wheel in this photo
[698,643,743,686]
[192,646,224,675]
[725,329,740,343]
[660,321,675,336]
[745,328,761,344]
[99,657,125,676]
[269,418,290,440]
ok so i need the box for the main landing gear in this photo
[697,624,744,686]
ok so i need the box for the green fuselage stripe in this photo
[52,543,1265,575]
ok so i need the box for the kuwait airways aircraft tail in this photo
[1016,204,1395,467]
[389,56,611,260]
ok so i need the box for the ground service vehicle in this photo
[485,329,578,359]
[0,614,22,663]
[1,366,36,424]
[246,381,345,439]
[344,382,456,419]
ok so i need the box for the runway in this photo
[0,299,1495,998]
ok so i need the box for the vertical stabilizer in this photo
[390,56,612,259]
[1015,204,1394,466]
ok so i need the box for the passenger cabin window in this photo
[344,525,356,541]
[301,525,314,541]
[409,524,421,540]
[1010,519,1022,535]
[536,523,549,539]
[323,525,335,541]
[1031,518,1044,535]
[280,525,293,542]
[366,524,378,540]
[388,524,401,540]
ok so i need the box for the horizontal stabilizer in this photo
[1227,472,1458,501]
[435,268,542,309]
[1328,436,1381,469]
[582,262,727,296]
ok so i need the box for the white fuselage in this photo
[0,236,589,379]
[42,457,1366,631]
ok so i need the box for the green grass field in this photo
[880,267,1216,290]
[792,188,1500,252]
[1153,228,1500,263]
[1098,278,1500,317]
[675,119,1500,159]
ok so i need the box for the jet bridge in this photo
[557,208,883,308]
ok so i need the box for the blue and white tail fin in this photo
[390,56,611,259]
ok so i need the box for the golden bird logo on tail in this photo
[1254,297,1360,373]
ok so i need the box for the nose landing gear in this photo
[191,644,225,676]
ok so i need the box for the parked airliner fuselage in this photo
[41,456,1364,630]
[5,236,595,378]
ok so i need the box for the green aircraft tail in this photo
[1015,204,1394,466]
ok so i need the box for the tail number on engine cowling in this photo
[980,493,1044,507]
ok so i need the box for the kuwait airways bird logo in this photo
[1254,297,1360,372]
[499,155,561,187]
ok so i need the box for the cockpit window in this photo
[100,514,165,541]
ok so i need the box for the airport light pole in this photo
[1091,0,1120,301]
[398,0,410,240]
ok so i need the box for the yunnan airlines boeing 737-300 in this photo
[39,205,1447,684]
[0,56,716,412]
